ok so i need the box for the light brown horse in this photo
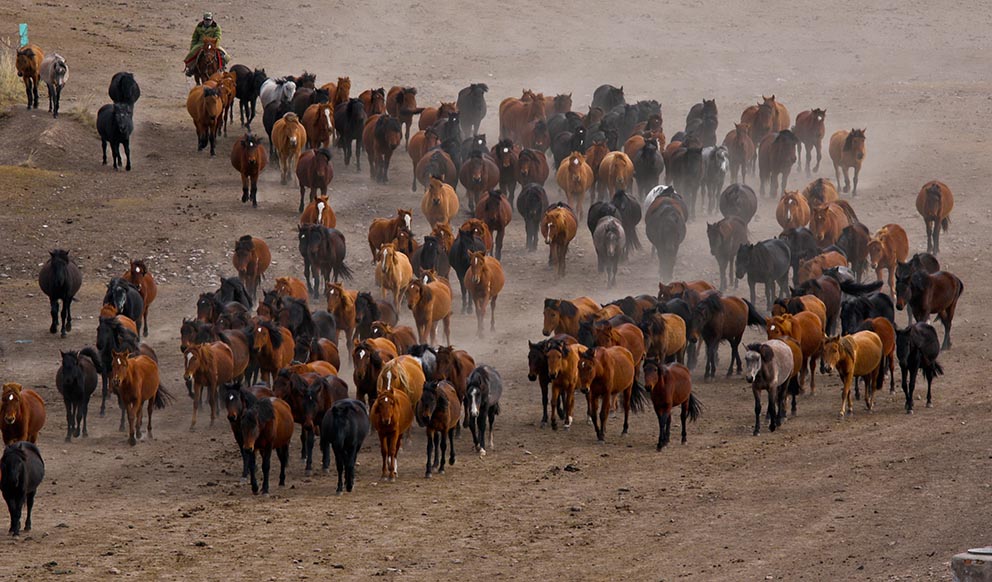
[643,360,701,450]
[592,321,647,367]
[367,209,413,262]
[543,339,587,430]
[110,351,172,446]
[326,283,357,346]
[187,84,225,155]
[300,194,337,228]
[542,296,600,336]
[1,383,46,445]
[541,202,578,277]
[375,243,414,308]
[772,295,827,332]
[233,235,271,302]
[302,102,334,149]
[499,91,546,143]
[123,259,157,337]
[597,151,635,201]
[418,101,458,130]
[231,133,268,207]
[475,189,513,260]
[740,95,790,144]
[358,87,386,116]
[557,153,594,219]
[766,312,824,393]
[809,203,853,247]
[723,123,756,184]
[352,337,399,407]
[465,251,505,336]
[915,180,954,254]
[378,355,426,407]
[640,311,687,364]
[775,190,811,230]
[868,224,909,296]
[272,112,308,185]
[207,72,237,135]
[577,346,647,442]
[407,278,452,344]
[369,321,416,354]
[370,387,413,481]
[758,130,799,197]
[274,276,309,304]
[793,108,826,175]
[855,317,896,395]
[823,331,882,416]
[182,342,236,429]
[798,251,849,283]
[421,176,460,227]
[829,129,866,196]
[327,77,351,111]
[15,44,44,109]
[386,86,423,147]
[252,322,296,386]
[802,177,839,208]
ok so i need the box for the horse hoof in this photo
[60,332,67,338]
[49,325,57,334]
[240,477,248,484]
[479,449,486,457]
[439,468,445,475]
[305,470,312,478]
[906,409,913,415]
[539,421,547,429]
[335,490,343,496]
[128,437,136,446]
[926,402,933,408]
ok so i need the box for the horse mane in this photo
[356,292,380,320]
[775,129,799,146]
[843,131,858,151]
[519,148,541,164]
[259,321,285,349]
[547,201,573,212]
[49,248,71,263]
[249,396,276,425]
[236,235,254,253]
[697,292,724,314]
[315,147,332,161]
[557,300,579,318]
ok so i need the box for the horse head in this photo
[844,129,866,159]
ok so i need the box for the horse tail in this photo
[401,107,426,116]
[629,379,649,413]
[838,279,883,296]
[79,347,103,374]
[744,299,766,327]
[931,361,944,378]
[941,216,950,232]
[836,200,860,225]
[335,261,354,282]
[787,375,802,397]
[491,402,501,417]
[154,384,176,409]
[686,393,703,422]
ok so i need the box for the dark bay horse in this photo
[38,249,83,337]
[231,133,268,207]
[735,240,792,312]
[298,225,353,297]
[758,130,799,197]
[895,271,963,349]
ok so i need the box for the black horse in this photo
[449,229,487,314]
[516,183,549,252]
[410,236,451,278]
[735,239,792,312]
[645,201,687,280]
[896,322,943,413]
[1,442,45,536]
[262,98,293,156]
[610,189,642,253]
[97,103,134,171]
[56,348,100,441]
[297,224,353,297]
[38,249,82,337]
[778,227,820,285]
[230,65,267,127]
[685,99,719,147]
[633,137,665,197]
[586,201,621,237]
[591,84,626,111]
[96,316,142,425]
[840,293,895,335]
[320,399,370,494]
[456,83,488,138]
[103,277,145,328]
[334,98,367,170]
[465,365,502,455]
[216,276,252,309]
[668,144,705,218]
[894,253,941,323]
[354,292,398,340]
[276,297,337,346]
[108,71,140,106]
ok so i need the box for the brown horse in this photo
[557,153,595,219]
[772,295,827,332]
[740,95,790,145]
[274,276,309,305]
[499,92,546,143]
[272,112,308,185]
[182,342,237,429]
[233,235,271,302]
[122,260,157,337]
[231,133,268,207]
[421,176,460,227]
[359,87,387,116]
[543,339,587,430]
[295,148,334,213]
[300,194,337,229]
[758,130,800,197]
[643,360,701,450]
[370,321,416,354]
[370,387,413,481]
[793,108,826,175]
[855,317,896,395]
[367,209,413,262]
[798,251,849,283]
[896,270,963,349]
[868,224,909,296]
[915,180,954,254]
[386,86,423,147]
[475,189,513,259]
[640,310,688,364]
[690,292,765,380]
[302,102,334,149]
[541,202,578,277]
[193,37,222,85]
[375,243,414,307]
[585,140,609,188]
[461,218,494,254]
[363,113,404,183]
[766,312,823,393]
[378,355,426,407]
[418,101,458,130]
[325,283,357,346]
[829,129,866,195]
[1,384,46,445]
[809,202,853,247]
[414,147,457,193]
[776,190,811,230]
[435,346,476,405]
[706,216,749,292]
[577,346,647,442]
[240,394,294,495]
[327,77,351,111]
[542,296,600,336]
[416,380,462,478]
[407,278,453,344]
[658,280,716,306]
[207,72,237,135]
[722,123,756,184]
[823,332,883,416]
[802,177,839,208]
[516,148,550,188]
[252,322,296,386]
[459,151,501,212]
[110,352,172,445]
[465,251,505,336]
[592,320,647,366]
[597,151,635,202]
[352,337,399,406]
[187,84,225,155]
[16,44,44,109]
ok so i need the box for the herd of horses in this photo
[2,48,970,537]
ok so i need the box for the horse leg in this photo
[490,296,498,332]
[621,386,632,436]
[208,382,218,427]
[277,445,289,487]
[126,399,138,446]
[424,431,434,478]
[439,430,449,474]
[247,449,259,494]
[102,138,109,165]
[64,396,74,442]
[852,166,860,197]
[260,447,272,494]
[727,338,741,376]
[475,297,484,337]
[752,389,762,436]
[118,392,127,432]
[768,389,778,432]
[306,428,315,475]
[190,381,200,430]
[540,380,550,428]
[598,393,610,442]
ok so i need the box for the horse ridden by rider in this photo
[184,12,229,78]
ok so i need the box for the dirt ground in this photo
[0,1,989,580]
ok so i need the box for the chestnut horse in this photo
[802,177,839,208]
[296,148,334,213]
[542,338,586,430]
[793,108,826,175]
[363,113,404,183]
[352,337,398,407]
[110,352,173,446]
[643,360,701,450]
[829,129,866,196]
[231,133,268,207]
[240,393,294,495]
[272,112,307,185]
[809,202,853,247]
[576,346,648,442]
[386,86,424,147]
[300,194,337,228]
[541,202,578,277]
[542,296,600,336]
[251,322,296,386]
[371,387,413,481]
[302,102,334,149]
[758,130,799,197]
[407,278,452,344]
[465,251,505,336]
[375,243,414,307]
[359,87,386,116]
[895,270,963,349]
[475,189,512,260]
[187,85,224,155]
[418,101,458,130]
[367,209,413,262]
[233,235,271,303]
[592,320,647,367]
[182,342,237,429]
[690,292,766,380]
[123,260,157,337]
[823,332,882,416]
[274,276,309,304]
[867,224,909,296]
[740,95,790,145]
[640,309,688,364]
[516,148,550,188]
[193,37,222,85]
[326,283,357,346]
[723,123,756,184]
[459,150,500,213]
[776,190,810,230]
[15,44,44,109]
[369,321,415,354]
[1,384,46,445]
[556,152,595,220]
[500,91,546,143]
[416,380,462,478]
[421,176,460,227]
[798,251,849,283]
[915,180,954,254]
[597,151,635,202]
[766,312,823,394]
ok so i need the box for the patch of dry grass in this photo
[65,104,96,130]
[0,42,23,110]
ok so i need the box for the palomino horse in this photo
[829,129,866,196]
[110,351,173,446]
[407,278,453,345]
[231,133,268,207]
[758,130,800,197]
[577,346,648,443]
[193,37,223,85]
[1,383,46,445]
[421,176,460,227]
[915,180,954,254]
[363,113,404,183]
[723,123,755,184]
[15,44,44,109]
[123,260,157,337]
[296,149,334,213]
[371,388,413,481]
[541,202,578,278]
[187,85,224,155]
[776,190,811,230]
[415,381,462,478]
[375,243,414,308]
[272,112,307,185]
[465,251,505,336]
[644,360,701,448]
[557,152,595,220]
[793,108,826,175]
[823,332,883,416]
[867,224,909,296]
[386,86,424,148]
[475,189,512,260]
[367,209,413,262]
[233,235,270,303]
[38,249,83,337]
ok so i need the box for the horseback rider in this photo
[184,12,229,76]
